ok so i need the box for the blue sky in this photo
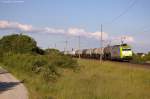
[0,0,150,52]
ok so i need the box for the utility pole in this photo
[65,40,68,53]
[100,24,103,63]
[54,43,56,49]
[78,36,81,59]
[64,40,68,54]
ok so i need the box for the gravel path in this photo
[0,67,28,99]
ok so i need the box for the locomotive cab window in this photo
[122,49,131,51]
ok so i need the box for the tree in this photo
[45,48,60,54]
[0,34,37,53]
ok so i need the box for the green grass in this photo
[0,53,77,99]
[2,59,150,99]
[48,59,150,99]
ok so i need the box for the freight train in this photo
[65,43,133,61]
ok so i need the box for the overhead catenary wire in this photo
[108,0,138,25]
[49,0,141,51]
[100,24,103,63]
[101,0,139,46]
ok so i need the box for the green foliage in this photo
[144,53,150,61]
[132,53,150,64]
[131,54,146,64]
[53,55,77,69]
[0,34,78,98]
[1,52,77,81]
[45,48,60,55]
[0,34,37,54]
[0,52,78,98]
[0,49,3,62]
[32,58,47,73]
[48,59,150,99]
[0,34,78,81]
[32,47,45,55]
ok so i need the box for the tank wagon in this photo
[83,49,93,58]
[92,48,104,59]
[75,49,82,57]
[67,43,133,61]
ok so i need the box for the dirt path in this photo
[0,67,28,99]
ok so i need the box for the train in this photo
[64,43,133,61]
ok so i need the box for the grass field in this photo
[48,59,150,99]
[2,59,150,99]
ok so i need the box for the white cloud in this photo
[67,28,86,36]
[0,20,134,43]
[89,31,108,40]
[1,0,24,4]
[67,27,108,40]
[122,35,134,42]
[116,35,134,43]
[0,20,33,31]
[0,20,10,28]
[0,20,65,34]
[17,23,33,31]
[110,35,135,43]
[0,20,109,40]
[44,27,65,34]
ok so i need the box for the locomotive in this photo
[65,43,133,61]
[103,44,133,60]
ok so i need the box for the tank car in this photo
[92,48,103,59]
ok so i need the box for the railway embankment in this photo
[43,59,150,99]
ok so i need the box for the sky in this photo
[0,0,150,53]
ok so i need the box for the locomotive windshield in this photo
[122,48,131,51]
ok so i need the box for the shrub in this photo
[32,58,47,73]
[144,53,150,61]
[54,55,77,69]
[0,34,37,54]
[131,54,146,64]
[0,49,3,62]
[0,34,78,98]
[1,52,78,81]
[0,34,78,82]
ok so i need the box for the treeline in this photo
[0,34,78,81]
[132,52,150,64]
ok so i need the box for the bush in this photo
[32,47,45,55]
[0,34,37,54]
[0,34,78,81]
[144,53,150,61]
[0,34,78,98]
[0,49,3,62]
[1,52,78,81]
[131,54,146,64]
[53,55,77,69]
[45,48,60,55]
[32,58,47,73]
